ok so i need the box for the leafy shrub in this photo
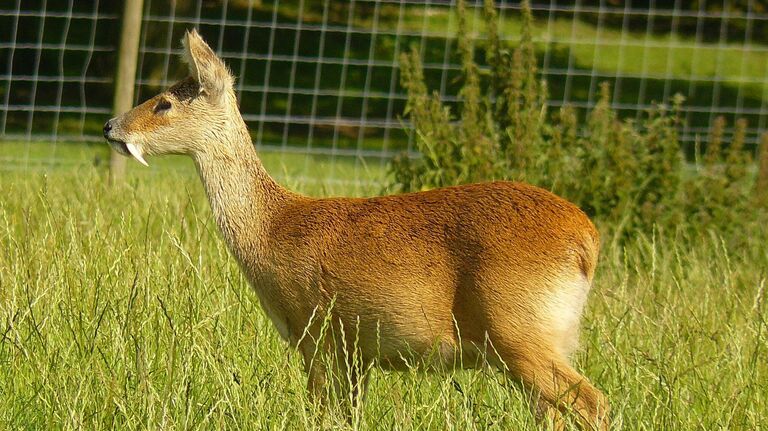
[388,0,763,238]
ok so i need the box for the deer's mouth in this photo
[107,138,130,156]
[106,138,149,167]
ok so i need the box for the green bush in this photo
[388,0,763,239]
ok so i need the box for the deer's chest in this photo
[256,291,291,341]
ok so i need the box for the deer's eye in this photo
[154,99,172,114]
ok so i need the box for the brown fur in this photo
[104,29,610,430]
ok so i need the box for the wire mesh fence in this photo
[2,0,768,184]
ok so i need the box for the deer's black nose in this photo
[103,120,113,138]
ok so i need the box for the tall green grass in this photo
[0,164,766,430]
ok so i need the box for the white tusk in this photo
[126,143,149,167]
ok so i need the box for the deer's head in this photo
[103,29,241,165]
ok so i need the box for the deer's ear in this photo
[181,29,233,104]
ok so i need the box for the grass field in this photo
[1,146,766,429]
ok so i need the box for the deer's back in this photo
[271,180,597,272]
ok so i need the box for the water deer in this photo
[103,30,609,430]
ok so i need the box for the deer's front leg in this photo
[300,337,329,409]
[299,328,370,425]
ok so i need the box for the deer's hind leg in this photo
[480,278,609,429]
[493,341,609,431]
[525,352,609,430]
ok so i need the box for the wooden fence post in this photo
[109,0,145,183]
[756,132,768,206]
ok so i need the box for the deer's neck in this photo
[192,128,291,264]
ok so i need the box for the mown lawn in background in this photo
[0,140,386,197]
[0,146,766,429]
[407,8,768,87]
[271,1,768,100]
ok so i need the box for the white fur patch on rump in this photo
[540,275,591,358]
